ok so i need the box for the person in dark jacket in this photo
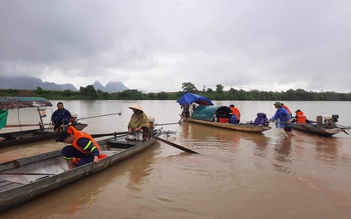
[51,102,71,131]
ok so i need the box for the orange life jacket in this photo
[297,115,306,124]
[230,107,241,120]
[296,111,304,116]
[282,105,292,115]
[67,126,107,165]
[67,126,101,154]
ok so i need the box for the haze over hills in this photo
[0,76,128,93]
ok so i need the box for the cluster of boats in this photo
[177,93,350,137]
[0,94,350,212]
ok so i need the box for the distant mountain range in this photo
[0,76,128,93]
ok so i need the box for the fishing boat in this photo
[291,114,349,137]
[176,93,270,133]
[291,123,344,137]
[181,106,271,133]
[0,96,88,147]
[182,115,271,133]
[0,128,162,212]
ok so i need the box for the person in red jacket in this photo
[57,126,101,171]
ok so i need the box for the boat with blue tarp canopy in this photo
[181,105,271,133]
[191,105,230,121]
[176,93,214,106]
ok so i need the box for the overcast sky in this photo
[0,0,350,93]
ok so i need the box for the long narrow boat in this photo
[0,96,87,147]
[0,128,161,212]
[183,116,271,133]
[291,123,348,137]
[181,105,271,133]
[176,93,271,133]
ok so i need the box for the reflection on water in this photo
[271,137,293,173]
[126,147,156,191]
[314,137,340,164]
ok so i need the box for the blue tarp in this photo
[176,93,214,105]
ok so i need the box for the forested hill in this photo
[0,82,350,101]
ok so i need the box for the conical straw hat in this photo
[129,103,143,111]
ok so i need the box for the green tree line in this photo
[1,82,351,101]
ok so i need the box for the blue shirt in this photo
[270,107,292,128]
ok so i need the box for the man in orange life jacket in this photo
[57,126,100,171]
[229,104,241,124]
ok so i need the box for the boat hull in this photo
[0,129,160,212]
[183,117,271,133]
[291,123,341,137]
[0,123,88,148]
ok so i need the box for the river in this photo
[0,100,350,219]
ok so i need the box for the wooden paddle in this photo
[91,131,129,138]
[139,131,199,154]
[0,172,55,176]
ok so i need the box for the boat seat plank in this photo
[0,180,23,192]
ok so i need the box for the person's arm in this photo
[269,113,276,122]
[62,109,72,124]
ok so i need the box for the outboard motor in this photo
[332,114,339,123]
[324,114,337,126]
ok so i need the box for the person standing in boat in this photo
[181,104,190,118]
[51,102,72,131]
[127,103,150,141]
[229,104,241,124]
[269,102,294,137]
[57,126,102,171]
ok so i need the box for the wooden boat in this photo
[177,93,270,133]
[292,123,348,137]
[0,96,88,147]
[183,116,271,133]
[0,128,162,212]
[0,123,88,147]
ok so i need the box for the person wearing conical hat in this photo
[269,102,294,137]
[127,104,150,141]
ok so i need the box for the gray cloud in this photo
[0,0,350,92]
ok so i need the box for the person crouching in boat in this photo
[57,126,101,171]
[127,103,150,141]
[269,102,294,137]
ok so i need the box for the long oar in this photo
[140,131,199,154]
[78,112,122,121]
[0,172,55,176]
[154,122,182,126]
[4,123,51,128]
[91,131,129,138]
